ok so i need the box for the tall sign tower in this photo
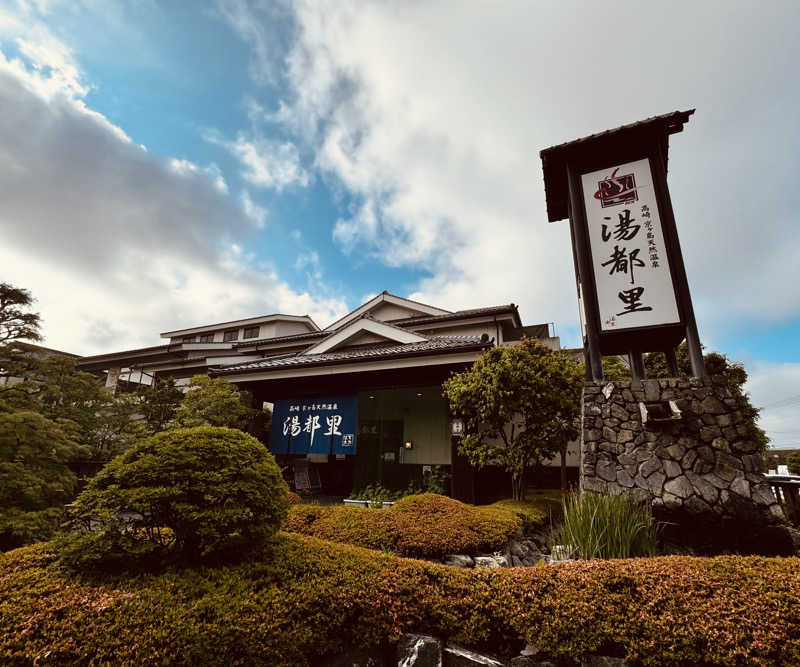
[540,110,705,381]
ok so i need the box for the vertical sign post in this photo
[540,110,706,380]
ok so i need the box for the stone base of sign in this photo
[580,376,795,555]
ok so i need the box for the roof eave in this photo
[540,109,695,222]
[211,341,491,377]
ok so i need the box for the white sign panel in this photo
[581,158,680,331]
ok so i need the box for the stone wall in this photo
[580,375,794,554]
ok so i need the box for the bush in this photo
[552,491,659,559]
[58,427,289,570]
[287,491,302,505]
[286,493,524,557]
[2,535,800,665]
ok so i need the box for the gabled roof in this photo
[540,109,695,222]
[322,291,450,331]
[212,335,490,375]
[390,303,521,328]
[303,316,428,355]
[160,313,319,339]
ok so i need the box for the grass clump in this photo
[552,491,659,559]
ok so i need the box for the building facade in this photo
[79,292,575,501]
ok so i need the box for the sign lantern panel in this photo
[269,395,358,455]
[581,158,680,331]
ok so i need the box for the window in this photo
[223,329,239,342]
[183,336,196,343]
[243,326,260,339]
[199,334,214,343]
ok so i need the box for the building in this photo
[0,343,80,386]
[78,292,576,501]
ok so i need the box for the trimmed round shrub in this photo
[59,427,289,569]
[285,493,522,557]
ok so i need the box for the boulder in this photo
[397,634,442,667]
[664,476,694,500]
[443,554,475,568]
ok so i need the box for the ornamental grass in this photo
[552,491,660,560]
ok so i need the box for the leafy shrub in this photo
[58,427,289,570]
[349,483,399,504]
[286,493,523,557]
[349,467,451,504]
[552,491,659,559]
[2,536,800,665]
[287,491,302,505]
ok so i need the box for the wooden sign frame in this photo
[540,111,705,380]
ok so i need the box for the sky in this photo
[1,0,799,448]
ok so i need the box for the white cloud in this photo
[208,131,310,191]
[168,158,229,194]
[0,33,346,354]
[221,0,800,338]
[294,250,322,281]
[745,361,800,450]
[239,189,267,228]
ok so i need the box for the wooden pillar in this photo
[629,350,645,380]
[664,347,680,376]
[649,143,706,377]
[567,163,604,381]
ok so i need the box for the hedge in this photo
[2,536,800,665]
[285,493,541,557]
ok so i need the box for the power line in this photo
[758,392,800,410]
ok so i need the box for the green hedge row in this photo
[2,534,799,665]
[285,493,540,557]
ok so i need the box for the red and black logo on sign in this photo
[594,168,637,208]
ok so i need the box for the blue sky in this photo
[1,0,799,448]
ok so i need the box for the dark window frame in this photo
[223,329,239,342]
[198,334,214,343]
[243,326,260,339]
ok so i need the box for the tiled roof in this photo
[234,330,328,348]
[390,304,518,327]
[539,109,695,222]
[212,335,489,375]
[234,304,517,348]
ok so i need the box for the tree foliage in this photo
[58,427,289,570]
[443,339,584,500]
[173,374,254,429]
[0,282,41,345]
[138,378,183,432]
[787,451,800,475]
[0,408,86,550]
[602,355,631,381]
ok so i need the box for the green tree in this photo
[602,355,631,381]
[7,353,145,460]
[0,282,41,345]
[138,378,183,432]
[173,374,254,430]
[0,282,89,549]
[443,339,584,500]
[787,451,800,475]
[0,408,86,550]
